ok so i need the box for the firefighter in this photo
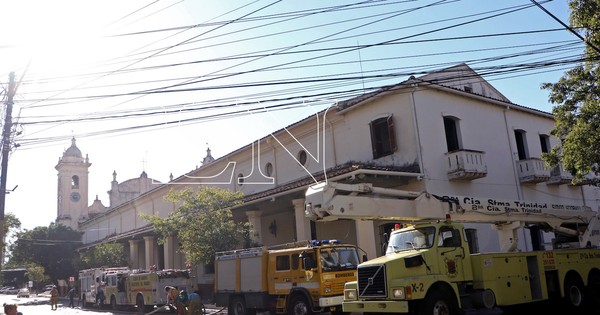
[165,286,184,315]
[50,285,59,310]
[176,290,202,315]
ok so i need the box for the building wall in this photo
[77,65,600,288]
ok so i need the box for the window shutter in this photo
[387,115,397,152]
[369,121,379,158]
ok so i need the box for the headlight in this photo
[393,288,405,299]
[325,287,331,293]
[344,289,357,301]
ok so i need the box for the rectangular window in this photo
[276,255,290,271]
[443,117,461,152]
[514,130,528,160]
[540,134,550,153]
[369,115,397,159]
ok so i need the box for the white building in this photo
[57,64,600,297]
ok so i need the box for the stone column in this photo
[246,210,263,244]
[293,198,311,241]
[355,220,377,260]
[163,236,175,270]
[144,236,156,269]
[128,240,140,269]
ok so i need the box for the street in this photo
[0,294,587,315]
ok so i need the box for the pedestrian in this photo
[3,303,22,315]
[68,287,76,308]
[50,285,59,310]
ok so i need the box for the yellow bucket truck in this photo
[305,182,600,315]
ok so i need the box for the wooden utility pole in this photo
[0,72,16,265]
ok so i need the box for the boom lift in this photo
[304,182,600,315]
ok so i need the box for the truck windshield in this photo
[386,226,435,254]
[320,247,359,272]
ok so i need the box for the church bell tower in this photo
[55,137,91,230]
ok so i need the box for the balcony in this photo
[446,149,487,180]
[516,158,550,184]
[547,164,573,185]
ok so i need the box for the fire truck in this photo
[79,266,129,307]
[109,268,195,311]
[304,182,600,315]
[214,240,360,315]
[80,267,194,311]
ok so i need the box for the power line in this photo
[530,0,600,55]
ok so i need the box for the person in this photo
[185,291,202,315]
[165,286,184,315]
[68,287,76,308]
[177,289,202,315]
[50,285,59,310]
[3,303,22,315]
[95,281,106,308]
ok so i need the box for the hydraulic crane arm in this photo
[305,182,600,249]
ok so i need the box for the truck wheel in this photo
[564,276,585,310]
[229,297,248,315]
[418,290,455,315]
[288,295,312,315]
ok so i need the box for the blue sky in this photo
[0,0,579,230]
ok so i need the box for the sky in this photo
[0,0,580,231]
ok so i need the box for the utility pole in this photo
[0,72,16,266]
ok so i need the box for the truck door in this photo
[437,226,466,280]
[270,254,293,294]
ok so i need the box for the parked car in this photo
[0,286,15,294]
[5,287,19,295]
[16,288,29,298]
[43,285,54,292]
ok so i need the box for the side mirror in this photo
[362,254,368,263]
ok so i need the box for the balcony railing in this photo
[446,149,487,180]
[547,164,574,185]
[516,158,550,184]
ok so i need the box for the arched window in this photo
[71,175,79,189]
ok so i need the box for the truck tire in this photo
[418,289,455,315]
[229,297,249,315]
[288,295,312,315]
[564,276,585,310]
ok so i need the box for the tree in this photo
[78,243,128,269]
[541,0,600,184]
[25,263,49,293]
[142,186,254,266]
[1,213,21,264]
[7,223,82,282]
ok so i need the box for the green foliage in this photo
[25,262,49,290]
[7,223,82,282]
[542,0,600,184]
[142,186,254,266]
[1,213,22,265]
[79,243,128,269]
